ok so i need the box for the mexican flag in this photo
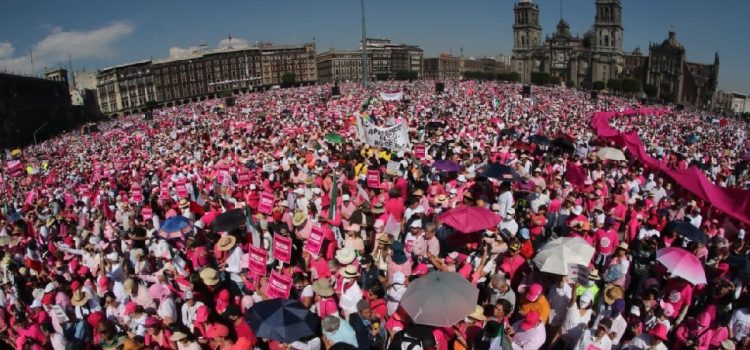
[328,173,338,221]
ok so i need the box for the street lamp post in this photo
[33,121,49,146]
[361,0,368,86]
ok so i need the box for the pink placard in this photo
[273,234,292,264]
[248,245,267,276]
[405,239,415,254]
[175,184,188,198]
[367,170,380,189]
[238,171,250,186]
[304,225,325,256]
[258,191,275,215]
[414,144,426,159]
[267,270,292,299]
[142,207,153,220]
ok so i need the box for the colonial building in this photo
[97,42,316,114]
[316,38,423,83]
[511,0,624,87]
[96,60,156,115]
[423,54,461,81]
[644,32,718,107]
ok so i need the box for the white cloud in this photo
[0,22,134,74]
[0,42,14,58]
[168,46,202,59]
[218,37,249,50]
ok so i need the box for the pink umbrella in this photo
[656,247,707,285]
[437,206,501,234]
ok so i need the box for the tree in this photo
[531,72,551,85]
[621,78,642,94]
[496,72,520,82]
[644,84,658,98]
[144,100,159,110]
[549,76,561,85]
[565,80,575,88]
[593,81,605,91]
[281,73,296,86]
[607,79,622,92]
[375,73,389,81]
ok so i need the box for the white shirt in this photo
[561,304,593,342]
[499,219,519,237]
[225,246,244,274]
[730,307,750,341]
[181,301,205,332]
[547,284,572,327]
[157,296,177,321]
[573,329,612,350]
[497,192,515,220]
[625,335,667,350]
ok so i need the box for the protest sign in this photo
[379,92,403,101]
[248,245,267,276]
[267,270,292,299]
[567,264,589,285]
[273,233,292,263]
[305,225,325,256]
[367,170,380,189]
[386,161,401,175]
[258,191,275,215]
[414,144,426,159]
[357,117,411,151]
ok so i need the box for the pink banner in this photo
[258,192,275,215]
[248,245,267,276]
[273,234,292,263]
[267,270,292,299]
[304,225,325,256]
[591,108,750,225]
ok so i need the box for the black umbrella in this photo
[551,137,576,154]
[245,299,320,342]
[426,121,445,130]
[482,164,522,182]
[528,134,550,146]
[725,255,750,280]
[664,220,708,244]
[211,208,247,232]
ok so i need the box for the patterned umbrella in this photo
[656,247,707,285]
[158,216,191,240]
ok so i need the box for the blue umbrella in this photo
[159,216,191,240]
[245,299,320,342]
[432,160,461,172]
[664,220,707,244]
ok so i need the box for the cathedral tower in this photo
[512,0,542,83]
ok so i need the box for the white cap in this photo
[249,184,257,190]
[44,282,58,293]
[506,208,516,216]
[457,175,467,182]
[571,205,583,215]
[312,188,322,195]
[410,220,423,228]
[739,229,746,239]
[342,194,351,201]
[294,188,305,195]
[414,206,425,214]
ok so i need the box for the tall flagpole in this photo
[361,0,368,86]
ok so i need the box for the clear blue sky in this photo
[0,0,747,92]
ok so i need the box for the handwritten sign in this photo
[305,225,325,256]
[258,192,275,215]
[367,170,380,189]
[267,270,292,299]
[248,245,267,276]
[386,161,401,176]
[356,117,411,151]
[567,264,590,285]
[273,234,292,264]
[414,144,426,159]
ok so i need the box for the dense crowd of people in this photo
[1,80,749,350]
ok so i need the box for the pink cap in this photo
[520,311,540,331]
[526,283,543,302]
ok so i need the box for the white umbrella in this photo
[597,147,627,161]
[533,237,595,275]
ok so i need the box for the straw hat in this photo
[603,284,625,305]
[169,332,189,342]
[340,265,360,278]
[434,194,448,205]
[377,235,391,246]
[71,290,90,307]
[200,268,220,286]
[292,210,307,227]
[312,278,334,297]
[304,176,314,185]
[335,248,356,265]
[371,202,385,214]
[468,305,486,321]
[179,198,190,208]
[217,235,237,251]
[123,278,136,295]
